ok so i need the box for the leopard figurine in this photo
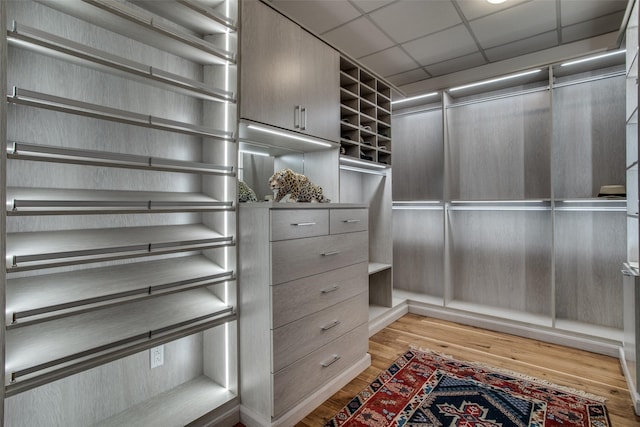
[268,168,330,203]
[238,180,258,202]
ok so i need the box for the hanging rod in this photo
[7,141,235,175]
[8,87,235,141]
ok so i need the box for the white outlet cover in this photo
[150,345,164,369]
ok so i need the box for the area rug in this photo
[325,348,610,427]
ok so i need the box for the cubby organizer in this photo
[2,0,239,425]
[339,56,392,168]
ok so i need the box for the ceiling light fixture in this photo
[486,0,507,4]
[391,92,439,105]
[560,49,626,67]
[246,124,332,147]
[448,69,542,92]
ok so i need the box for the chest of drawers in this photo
[238,204,370,426]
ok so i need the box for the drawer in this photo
[272,293,368,372]
[272,323,368,417]
[330,208,368,234]
[270,209,329,241]
[271,231,368,285]
[271,262,367,328]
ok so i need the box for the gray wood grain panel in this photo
[1,0,7,420]
[270,209,329,241]
[552,76,626,198]
[392,109,443,201]
[393,209,444,297]
[555,211,625,328]
[329,208,368,234]
[448,210,552,315]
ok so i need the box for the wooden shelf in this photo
[368,262,391,275]
[5,288,235,395]
[7,141,234,175]
[7,187,233,215]
[7,22,235,103]
[130,0,237,34]
[6,224,234,272]
[36,0,235,65]
[7,255,233,326]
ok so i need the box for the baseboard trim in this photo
[369,303,408,336]
[619,347,640,415]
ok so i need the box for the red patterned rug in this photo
[326,348,610,427]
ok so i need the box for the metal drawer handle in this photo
[292,222,316,227]
[343,219,360,223]
[321,285,339,294]
[322,250,341,257]
[321,320,341,331]
[321,354,341,368]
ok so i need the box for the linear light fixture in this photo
[391,92,439,105]
[560,49,626,67]
[449,69,542,92]
[340,156,387,169]
[339,165,388,176]
[247,124,332,147]
[239,149,269,157]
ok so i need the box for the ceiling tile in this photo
[386,68,431,87]
[269,0,361,34]
[349,0,395,13]
[403,24,478,66]
[456,0,531,21]
[469,1,557,49]
[322,16,395,58]
[560,0,627,26]
[368,0,462,43]
[424,52,487,77]
[485,31,558,62]
[359,46,419,77]
[562,11,625,44]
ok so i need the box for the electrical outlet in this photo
[150,345,164,369]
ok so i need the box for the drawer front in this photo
[270,209,329,241]
[272,323,368,417]
[330,208,368,235]
[271,231,368,285]
[271,262,368,328]
[272,293,368,372]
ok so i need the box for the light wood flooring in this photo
[296,313,640,426]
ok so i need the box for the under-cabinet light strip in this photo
[448,69,542,92]
[560,49,626,67]
[239,149,269,157]
[391,92,439,105]
[339,165,388,176]
[339,156,387,169]
[247,124,332,147]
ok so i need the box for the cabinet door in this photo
[298,30,340,142]
[240,0,300,130]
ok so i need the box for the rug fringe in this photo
[408,345,607,403]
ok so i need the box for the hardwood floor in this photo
[296,313,640,426]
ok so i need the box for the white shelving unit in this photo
[2,1,239,425]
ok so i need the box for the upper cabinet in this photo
[239,0,340,143]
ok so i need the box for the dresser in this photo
[238,203,370,427]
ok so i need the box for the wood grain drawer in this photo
[271,262,367,328]
[272,323,368,417]
[270,209,329,241]
[271,231,368,285]
[330,208,368,234]
[271,293,367,372]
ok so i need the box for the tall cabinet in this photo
[1,1,239,426]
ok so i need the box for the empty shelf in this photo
[7,255,234,326]
[6,224,234,272]
[5,288,235,395]
[369,262,392,275]
[8,87,234,141]
[8,22,235,103]
[130,0,237,34]
[35,0,235,65]
[7,187,233,215]
[7,141,234,175]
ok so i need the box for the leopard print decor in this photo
[268,168,330,203]
[238,180,258,202]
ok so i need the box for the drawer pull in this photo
[322,250,341,257]
[321,354,341,368]
[343,219,360,223]
[321,285,340,294]
[292,222,316,227]
[321,320,341,331]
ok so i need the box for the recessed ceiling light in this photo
[487,0,507,4]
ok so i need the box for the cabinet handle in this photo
[292,222,316,226]
[321,285,339,294]
[321,320,341,331]
[343,219,360,223]
[321,354,341,367]
[322,250,341,256]
[294,105,301,129]
[301,106,307,130]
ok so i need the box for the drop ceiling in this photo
[267,0,629,95]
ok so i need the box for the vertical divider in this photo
[548,64,557,328]
[442,91,452,307]
[0,0,7,421]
